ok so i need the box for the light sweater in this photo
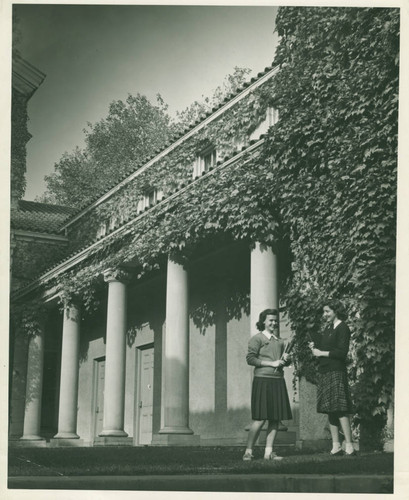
[246,331,286,378]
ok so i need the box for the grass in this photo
[8,446,393,477]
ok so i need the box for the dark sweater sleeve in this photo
[328,323,350,361]
[246,335,262,367]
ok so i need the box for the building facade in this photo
[10,64,329,448]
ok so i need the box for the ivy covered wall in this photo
[12,239,69,291]
[11,89,30,202]
[260,6,399,447]
[64,74,277,253]
[11,7,398,448]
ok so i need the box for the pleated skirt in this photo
[251,376,292,421]
[316,370,354,414]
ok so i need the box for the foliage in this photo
[64,74,273,253]
[12,11,22,58]
[41,67,253,207]
[262,6,398,443]
[174,66,252,130]
[12,117,274,325]
[38,148,98,205]
[11,296,47,341]
[41,94,175,206]
[11,239,68,290]
[11,90,30,201]
[11,7,398,448]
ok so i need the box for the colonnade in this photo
[17,243,279,445]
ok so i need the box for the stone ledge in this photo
[151,434,200,446]
[7,473,394,493]
[49,439,86,448]
[93,436,134,447]
[9,439,47,448]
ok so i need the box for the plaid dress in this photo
[316,370,353,414]
[313,322,354,414]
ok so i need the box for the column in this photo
[99,268,130,437]
[247,242,280,439]
[250,242,279,335]
[20,329,45,441]
[53,303,81,439]
[159,258,193,435]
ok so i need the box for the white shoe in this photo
[264,452,283,461]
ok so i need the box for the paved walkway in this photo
[8,473,393,493]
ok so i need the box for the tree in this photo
[262,6,399,448]
[40,94,175,206]
[39,148,98,206]
[41,67,252,207]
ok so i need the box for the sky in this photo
[12,3,279,201]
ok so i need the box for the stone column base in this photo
[10,439,47,448]
[99,429,128,437]
[53,432,80,439]
[49,438,85,448]
[93,436,133,446]
[152,433,201,446]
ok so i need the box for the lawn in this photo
[8,446,393,477]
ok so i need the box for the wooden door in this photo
[137,347,154,445]
[93,359,105,437]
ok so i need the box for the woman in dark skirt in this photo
[309,299,355,456]
[242,308,292,461]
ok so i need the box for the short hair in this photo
[256,308,278,331]
[323,299,347,321]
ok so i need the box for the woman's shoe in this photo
[344,449,356,456]
[264,452,283,461]
[330,449,343,456]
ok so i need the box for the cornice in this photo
[12,229,68,244]
[12,56,46,99]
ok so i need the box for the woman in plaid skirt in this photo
[309,299,355,456]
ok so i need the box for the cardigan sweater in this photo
[246,332,286,378]
[312,321,351,373]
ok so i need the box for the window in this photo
[108,215,117,231]
[267,107,279,126]
[96,221,107,239]
[249,107,279,141]
[193,146,217,178]
[137,188,163,213]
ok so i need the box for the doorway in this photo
[92,357,105,438]
[135,345,154,445]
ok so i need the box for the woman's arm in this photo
[246,336,285,368]
[311,323,350,359]
[246,336,263,367]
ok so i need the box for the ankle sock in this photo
[345,443,354,454]
[245,448,253,455]
[264,446,272,458]
[331,442,342,454]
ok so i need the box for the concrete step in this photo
[258,430,297,445]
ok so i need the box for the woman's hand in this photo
[308,341,315,350]
[282,353,290,362]
[271,360,285,368]
[311,348,323,357]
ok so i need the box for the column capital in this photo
[62,300,81,319]
[103,267,132,284]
